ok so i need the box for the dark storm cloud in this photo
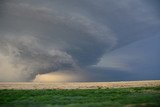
[0,0,159,81]
[97,35,160,81]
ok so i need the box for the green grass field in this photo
[0,87,160,107]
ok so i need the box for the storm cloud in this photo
[0,0,160,81]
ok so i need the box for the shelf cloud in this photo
[0,0,160,81]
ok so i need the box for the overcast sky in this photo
[0,0,160,82]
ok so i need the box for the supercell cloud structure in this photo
[0,0,160,81]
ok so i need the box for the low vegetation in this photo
[0,86,160,107]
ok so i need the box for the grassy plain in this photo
[0,86,160,107]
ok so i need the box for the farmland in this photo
[0,80,160,90]
[0,80,160,107]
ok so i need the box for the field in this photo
[0,80,160,89]
[0,80,160,107]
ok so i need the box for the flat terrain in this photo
[0,81,160,107]
[0,80,160,89]
[0,86,160,107]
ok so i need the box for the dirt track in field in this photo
[0,80,160,90]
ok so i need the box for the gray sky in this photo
[0,0,160,82]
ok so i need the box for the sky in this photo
[0,0,160,82]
